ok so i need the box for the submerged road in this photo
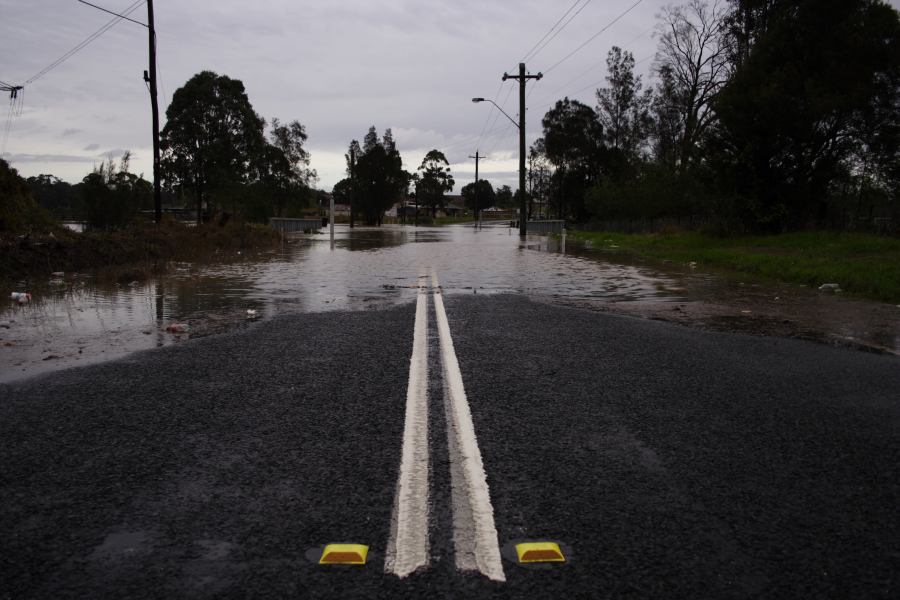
[1,280,899,598]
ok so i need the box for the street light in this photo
[471,98,519,130]
[473,63,541,237]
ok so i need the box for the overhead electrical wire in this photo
[23,0,145,85]
[520,0,590,64]
[533,25,656,109]
[474,0,593,153]
[542,0,645,75]
[1,96,20,155]
[532,51,653,113]
[486,83,542,160]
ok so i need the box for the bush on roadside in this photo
[0,158,56,234]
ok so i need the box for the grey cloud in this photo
[4,153,96,164]
[62,128,83,137]
[83,143,100,151]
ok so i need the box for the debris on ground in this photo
[10,292,31,304]
[818,283,842,293]
[246,309,258,319]
[165,323,189,333]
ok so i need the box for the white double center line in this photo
[385,269,505,582]
[431,271,506,582]
[385,274,430,578]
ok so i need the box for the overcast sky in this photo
[2,0,899,193]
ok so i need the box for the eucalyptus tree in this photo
[460,179,496,212]
[161,71,266,222]
[596,47,653,162]
[653,0,730,174]
[712,0,900,230]
[541,97,604,219]
[352,127,409,225]
[416,149,455,218]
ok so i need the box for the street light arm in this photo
[471,97,519,130]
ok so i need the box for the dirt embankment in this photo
[1,220,281,284]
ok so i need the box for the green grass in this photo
[569,230,900,303]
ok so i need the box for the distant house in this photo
[333,203,351,216]
[395,201,421,220]
[444,199,468,217]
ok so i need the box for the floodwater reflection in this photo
[3,222,895,383]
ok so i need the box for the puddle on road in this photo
[2,223,897,383]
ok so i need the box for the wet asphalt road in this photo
[2,294,899,599]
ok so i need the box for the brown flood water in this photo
[2,223,897,383]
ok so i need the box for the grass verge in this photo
[569,230,900,304]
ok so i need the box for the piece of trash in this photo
[49,278,66,286]
[51,271,64,277]
[165,323,189,333]
[818,283,841,293]
[246,309,258,319]
[741,310,752,314]
[689,261,698,268]
[10,292,31,304]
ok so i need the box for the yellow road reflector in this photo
[515,542,565,564]
[319,544,369,565]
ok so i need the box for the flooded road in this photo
[2,223,897,383]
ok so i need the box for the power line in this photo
[479,84,517,153]
[76,0,147,27]
[1,95,21,155]
[520,0,587,63]
[442,120,517,155]
[522,0,594,65]
[475,80,504,144]
[476,3,592,154]
[534,26,656,108]
[532,52,653,112]
[542,0,645,75]
[23,0,145,85]
[486,83,540,158]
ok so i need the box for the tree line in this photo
[15,70,321,231]
[529,0,899,233]
[10,0,897,235]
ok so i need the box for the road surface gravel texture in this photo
[1,294,898,599]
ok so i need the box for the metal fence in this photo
[268,217,322,233]
[526,220,566,235]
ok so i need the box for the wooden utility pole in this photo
[349,146,355,229]
[469,150,481,228]
[502,63,542,237]
[144,0,161,224]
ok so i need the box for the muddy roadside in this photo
[550,252,900,357]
